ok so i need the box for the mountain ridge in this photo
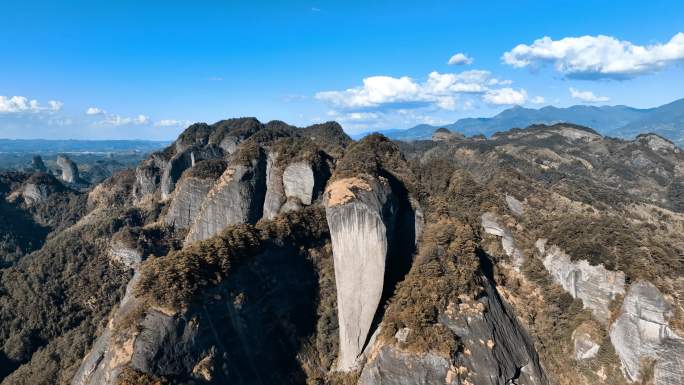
[353,98,683,145]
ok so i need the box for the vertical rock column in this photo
[323,175,396,371]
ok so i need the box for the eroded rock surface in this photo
[283,162,315,205]
[537,241,625,323]
[360,278,547,385]
[262,152,286,220]
[185,154,266,243]
[572,330,599,360]
[165,176,216,229]
[56,154,80,184]
[609,281,684,385]
[324,175,396,371]
[481,213,524,270]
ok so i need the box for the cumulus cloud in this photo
[448,53,474,65]
[315,70,511,111]
[0,96,63,113]
[503,32,684,79]
[155,119,190,127]
[86,107,105,115]
[569,87,610,103]
[483,88,528,105]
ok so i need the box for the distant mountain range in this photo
[354,97,684,145]
[0,139,170,154]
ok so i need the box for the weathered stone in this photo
[283,162,315,205]
[133,155,165,202]
[165,176,216,229]
[505,194,525,216]
[572,329,599,360]
[360,277,548,385]
[160,146,223,200]
[609,281,684,385]
[324,175,396,371]
[262,152,286,220]
[185,154,266,243]
[359,346,454,385]
[431,128,464,142]
[481,213,524,270]
[108,242,142,269]
[31,155,47,173]
[537,242,625,323]
[56,154,80,183]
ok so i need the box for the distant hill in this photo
[0,139,170,154]
[358,98,683,145]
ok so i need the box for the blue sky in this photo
[1,0,683,139]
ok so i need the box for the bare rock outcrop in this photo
[283,161,315,205]
[56,154,80,184]
[431,128,465,142]
[262,152,286,220]
[324,175,397,371]
[160,146,223,200]
[359,278,548,385]
[536,240,625,323]
[165,160,226,229]
[572,329,599,360]
[185,153,266,243]
[609,281,684,385]
[19,173,64,206]
[31,155,47,173]
[481,212,524,270]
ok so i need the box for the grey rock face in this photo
[31,155,47,173]
[22,183,50,205]
[262,152,286,220]
[56,154,79,183]
[481,213,525,270]
[71,270,142,385]
[609,281,684,385]
[108,242,142,269]
[185,154,266,243]
[572,330,599,360]
[164,176,216,229]
[537,241,625,323]
[74,246,320,385]
[283,162,315,205]
[360,277,547,385]
[505,194,525,217]
[133,155,165,202]
[359,346,455,385]
[324,175,396,371]
[161,147,223,200]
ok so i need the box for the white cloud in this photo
[315,70,511,111]
[569,87,610,103]
[530,96,546,104]
[483,88,528,105]
[95,113,151,127]
[0,96,63,113]
[86,107,105,115]
[155,119,190,127]
[447,53,474,65]
[503,32,684,79]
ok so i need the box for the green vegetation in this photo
[135,206,329,309]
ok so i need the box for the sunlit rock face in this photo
[262,152,286,220]
[359,278,548,385]
[160,146,223,200]
[56,154,80,184]
[609,281,684,385]
[572,330,599,361]
[185,154,266,243]
[324,175,396,371]
[536,241,625,323]
[165,176,216,229]
[481,213,525,270]
[283,162,315,206]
